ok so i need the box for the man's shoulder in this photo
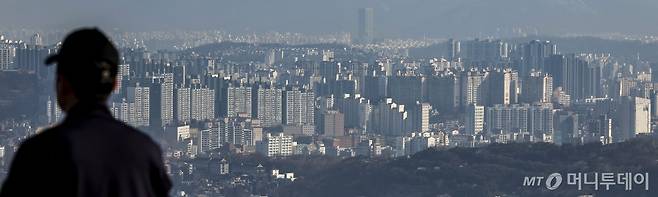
[112,120,161,146]
[27,119,159,151]
[104,120,164,158]
[24,126,68,145]
[72,116,154,140]
[16,126,71,157]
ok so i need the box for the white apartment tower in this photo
[161,73,174,126]
[127,84,150,127]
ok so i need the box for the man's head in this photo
[45,28,119,112]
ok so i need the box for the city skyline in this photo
[1,2,658,196]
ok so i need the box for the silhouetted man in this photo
[0,28,171,197]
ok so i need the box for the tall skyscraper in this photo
[357,8,375,44]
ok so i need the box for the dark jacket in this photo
[0,102,171,197]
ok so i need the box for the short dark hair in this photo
[46,28,120,101]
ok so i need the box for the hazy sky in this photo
[2,0,658,38]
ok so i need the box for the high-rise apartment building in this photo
[256,133,294,157]
[283,88,315,126]
[546,54,601,101]
[218,117,256,146]
[127,83,150,127]
[521,72,553,103]
[465,105,485,135]
[553,111,578,145]
[256,86,283,127]
[615,96,651,142]
[322,110,345,137]
[521,40,557,75]
[333,94,372,131]
[462,39,509,65]
[198,124,220,154]
[191,87,215,121]
[177,87,191,124]
[0,44,13,70]
[486,68,518,106]
[387,75,423,106]
[226,85,252,118]
[461,69,488,107]
[14,44,49,74]
[425,72,460,114]
[486,103,554,141]
[369,98,414,136]
[160,73,174,126]
[111,98,130,124]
